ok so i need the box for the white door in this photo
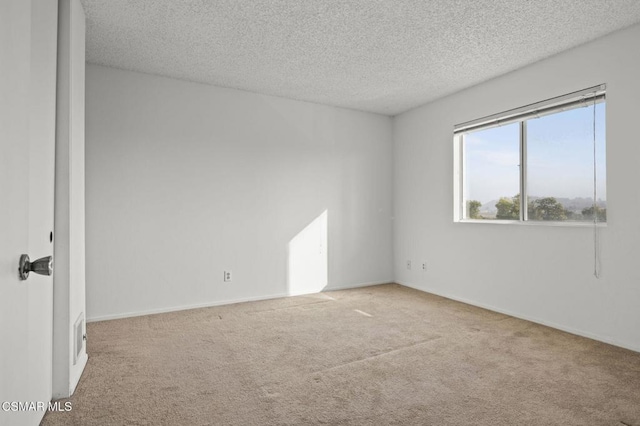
[0,0,58,425]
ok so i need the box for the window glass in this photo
[526,103,606,222]
[463,123,520,220]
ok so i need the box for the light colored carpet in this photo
[42,284,640,425]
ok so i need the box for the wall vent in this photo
[73,313,85,365]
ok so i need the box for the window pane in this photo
[463,123,520,220]
[526,102,606,222]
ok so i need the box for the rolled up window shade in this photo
[454,84,606,135]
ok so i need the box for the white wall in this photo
[394,23,640,352]
[53,0,87,398]
[85,65,393,321]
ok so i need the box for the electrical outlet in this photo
[406,260,411,270]
[224,270,232,282]
[422,262,427,271]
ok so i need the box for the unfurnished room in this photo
[2,0,640,425]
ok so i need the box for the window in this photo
[454,85,606,224]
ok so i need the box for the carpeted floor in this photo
[42,284,640,425]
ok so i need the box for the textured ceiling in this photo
[81,0,640,116]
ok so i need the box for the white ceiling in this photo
[81,0,640,116]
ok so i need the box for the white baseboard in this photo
[396,280,640,354]
[87,280,392,323]
[52,352,88,400]
[70,352,88,395]
[87,292,290,323]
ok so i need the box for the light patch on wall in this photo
[287,210,328,296]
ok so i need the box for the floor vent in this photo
[73,313,85,365]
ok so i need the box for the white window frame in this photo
[453,85,606,226]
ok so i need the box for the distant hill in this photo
[480,200,499,215]
[479,196,605,217]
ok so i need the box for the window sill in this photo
[456,219,607,228]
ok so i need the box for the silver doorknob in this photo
[19,254,53,280]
